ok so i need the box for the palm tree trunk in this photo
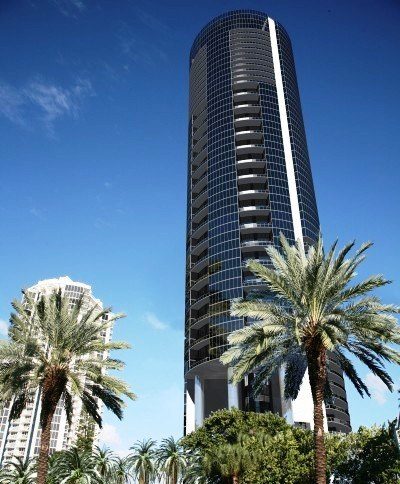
[307,345,327,484]
[36,372,67,484]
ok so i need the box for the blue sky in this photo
[0,0,399,452]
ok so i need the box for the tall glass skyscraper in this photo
[184,10,351,434]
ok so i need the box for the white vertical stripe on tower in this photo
[268,18,303,246]
[269,17,319,430]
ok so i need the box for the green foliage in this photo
[220,235,400,482]
[221,234,400,400]
[75,412,96,453]
[329,423,400,483]
[156,436,187,484]
[128,439,158,484]
[182,409,315,484]
[0,289,136,482]
[0,418,398,483]
[0,457,36,483]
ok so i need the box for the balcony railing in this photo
[191,253,208,269]
[238,189,268,196]
[239,205,268,212]
[192,186,207,205]
[241,240,272,248]
[240,222,271,230]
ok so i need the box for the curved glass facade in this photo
[184,10,351,435]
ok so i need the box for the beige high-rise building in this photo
[0,276,113,464]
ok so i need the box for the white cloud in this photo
[0,319,8,337]
[365,372,390,405]
[0,77,93,135]
[29,207,46,220]
[99,423,122,447]
[144,312,169,331]
[51,0,86,17]
[0,82,25,125]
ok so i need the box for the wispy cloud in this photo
[0,82,25,125]
[144,312,169,331]
[99,423,122,447]
[0,319,9,337]
[135,8,171,36]
[29,207,46,220]
[0,77,93,135]
[365,372,391,405]
[51,0,86,17]
[117,22,169,67]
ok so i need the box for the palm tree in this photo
[48,447,100,483]
[156,437,187,484]
[0,289,136,484]
[183,451,210,484]
[221,235,400,484]
[92,446,117,480]
[204,440,250,484]
[129,439,157,484]
[0,456,36,483]
[109,457,133,484]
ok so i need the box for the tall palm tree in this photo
[156,437,187,484]
[129,439,157,484]
[221,235,400,484]
[0,456,36,484]
[0,289,136,484]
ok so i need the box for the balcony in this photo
[191,237,208,256]
[241,240,272,252]
[191,293,210,310]
[190,355,210,369]
[192,133,207,154]
[191,253,209,273]
[235,130,263,142]
[237,158,265,169]
[192,203,208,224]
[192,172,207,193]
[237,173,267,184]
[190,313,210,330]
[192,157,207,180]
[234,117,262,129]
[191,273,209,291]
[238,189,268,200]
[192,187,207,208]
[193,109,207,129]
[239,205,270,217]
[192,146,207,168]
[234,104,261,116]
[193,124,207,142]
[232,80,259,91]
[243,277,266,287]
[191,218,208,239]
[240,222,272,234]
[233,92,259,103]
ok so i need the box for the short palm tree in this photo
[221,235,400,484]
[129,439,157,484]
[48,447,99,483]
[204,440,250,484]
[0,289,136,484]
[156,437,187,484]
[92,446,117,479]
[0,456,36,484]
[109,457,133,484]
